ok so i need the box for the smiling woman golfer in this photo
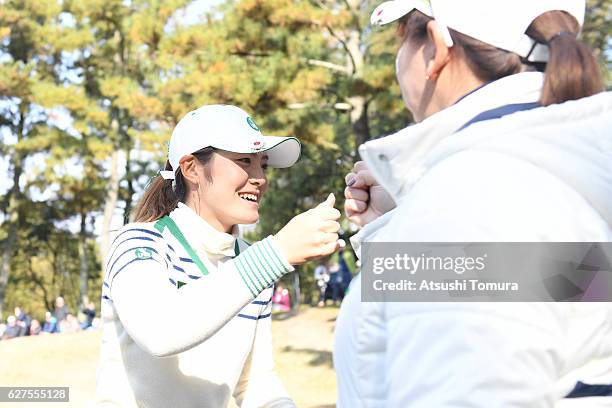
[95,105,340,407]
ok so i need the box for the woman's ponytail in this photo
[131,147,215,223]
[527,11,605,106]
[132,161,185,223]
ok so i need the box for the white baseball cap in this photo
[371,0,586,63]
[160,105,301,180]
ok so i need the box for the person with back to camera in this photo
[95,105,341,407]
[314,261,330,307]
[335,0,612,406]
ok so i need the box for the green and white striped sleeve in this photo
[233,236,294,297]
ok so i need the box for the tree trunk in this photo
[0,151,23,317]
[27,257,52,313]
[123,146,134,225]
[78,210,89,305]
[343,6,370,152]
[0,105,26,317]
[349,96,370,149]
[99,149,121,269]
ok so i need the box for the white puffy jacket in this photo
[334,72,612,407]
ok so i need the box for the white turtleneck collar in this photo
[169,202,239,259]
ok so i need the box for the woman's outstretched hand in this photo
[344,161,396,227]
[274,193,341,265]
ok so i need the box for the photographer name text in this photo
[373,279,519,292]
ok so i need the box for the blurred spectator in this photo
[42,311,59,334]
[314,262,329,307]
[338,243,354,294]
[272,284,291,312]
[328,263,342,306]
[14,306,32,334]
[2,315,25,339]
[80,300,96,330]
[53,296,69,322]
[59,313,81,333]
[0,304,97,340]
[29,319,41,336]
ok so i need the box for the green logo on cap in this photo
[246,117,260,131]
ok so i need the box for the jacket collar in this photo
[359,72,544,203]
[169,202,239,259]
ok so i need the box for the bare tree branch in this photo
[230,51,272,57]
[325,25,357,74]
[307,59,351,74]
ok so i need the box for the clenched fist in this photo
[344,161,396,227]
[274,193,341,265]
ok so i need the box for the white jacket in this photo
[334,72,612,407]
[95,203,295,408]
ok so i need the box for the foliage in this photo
[0,0,610,315]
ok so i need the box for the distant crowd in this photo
[0,296,99,341]
[314,244,355,307]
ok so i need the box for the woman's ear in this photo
[178,155,200,185]
[425,20,451,80]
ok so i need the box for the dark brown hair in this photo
[526,11,604,105]
[132,148,216,223]
[398,10,604,106]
